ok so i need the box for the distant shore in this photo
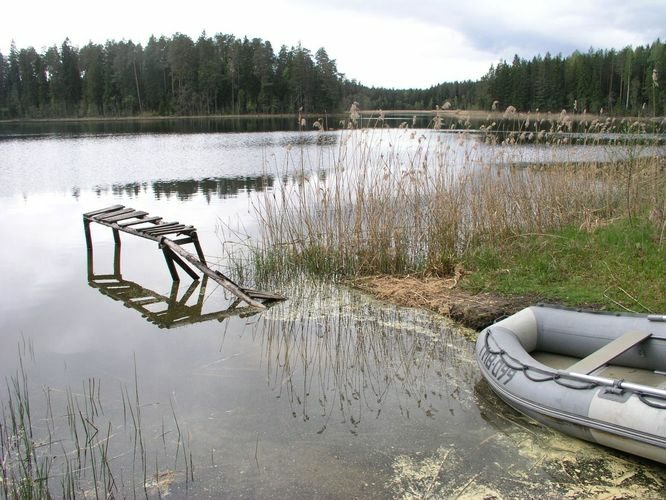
[0,113,302,124]
[2,109,661,126]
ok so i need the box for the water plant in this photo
[239,110,665,294]
[0,346,192,498]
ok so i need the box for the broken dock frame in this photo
[83,205,284,310]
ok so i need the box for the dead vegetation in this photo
[351,275,536,331]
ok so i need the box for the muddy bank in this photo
[352,275,538,331]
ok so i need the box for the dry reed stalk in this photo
[240,115,664,281]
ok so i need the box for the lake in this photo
[0,120,664,498]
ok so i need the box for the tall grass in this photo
[0,346,192,498]
[257,280,474,432]
[245,112,665,281]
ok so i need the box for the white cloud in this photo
[2,0,664,88]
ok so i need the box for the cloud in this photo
[291,0,666,59]
[2,0,665,88]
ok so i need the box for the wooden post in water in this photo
[113,228,121,246]
[161,238,266,310]
[113,242,121,277]
[190,231,207,265]
[162,248,180,281]
[84,220,93,250]
[86,246,94,280]
[160,244,200,281]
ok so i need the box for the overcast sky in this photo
[2,0,665,88]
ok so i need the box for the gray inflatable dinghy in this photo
[475,304,666,463]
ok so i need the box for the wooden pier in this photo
[83,205,284,310]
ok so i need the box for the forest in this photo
[0,32,664,119]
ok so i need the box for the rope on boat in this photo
[638,394,666,409]
[482,328,666,408]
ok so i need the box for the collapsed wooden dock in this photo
[83,205,284,310]
[86,243,261,329]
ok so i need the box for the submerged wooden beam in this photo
[160,238,267,310]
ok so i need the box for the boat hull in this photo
[475,305,666,464]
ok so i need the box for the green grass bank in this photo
[461,217,666,313]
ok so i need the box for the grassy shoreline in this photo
[237,122,666,321]
[351,215,666,331]
[462,217,666,311]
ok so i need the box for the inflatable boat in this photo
[475,305,666,464]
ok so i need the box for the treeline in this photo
[481,42,665,115]
[364,41,665,116]
[0,33,351,118]
[0,33,664,119]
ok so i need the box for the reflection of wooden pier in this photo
[83,205,284,310]
[86,244,264,328]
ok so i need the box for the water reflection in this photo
[248,282,478,434]
[86,176,278,202]
[153,176,276,201]
[0,130,340,198]
[0,115,308,138]
[87,243,265,328]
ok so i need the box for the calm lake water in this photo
[0,121,664,498]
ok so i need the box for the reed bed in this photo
[254,280,476,433]
[246,113,665,282]
[0,346,192,498]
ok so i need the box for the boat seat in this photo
[567,330,652,375]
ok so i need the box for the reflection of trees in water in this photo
[256,284,478,434]
[153,176,276,201]
[89,176,277,201]
[111,182,148,198]
[95,174,340,203]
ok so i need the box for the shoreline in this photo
[0,113,304,125]
[1,109,660,126]
[351,275,540,332]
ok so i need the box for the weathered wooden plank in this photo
[145,226,188,236]
[149,226,194,236]
[119,216,163,227]
[171,237,194,246]
[147,224,187,233]
[93,207,134,219]
[94,208,135,220]
[243,288,286,301]
[161,238,266,309]
[104,210,148,222]
[83,205,124,217]
[140,222,179,233]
